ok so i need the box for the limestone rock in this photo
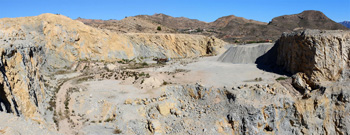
[292,72,311,92]
[105,64,117,71]
[157,102,175,116]
[148,119,163,134]
[276,29,350,88]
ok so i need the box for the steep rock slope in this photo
[276,29,350,89]
[1,14,226,67]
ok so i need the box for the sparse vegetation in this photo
[55,70,71,75]
[113,127,122,134]
[141,62,148,66]
[196,28,203,32]
[255,77,263,81]
[157,26,162,31]
[175,69,190,73]
[104,117,116,122]
[162,81,171,85]
[76,76,94,83]
[245,40,272,44]
[117,58,135,64]
[123,62,161,69]
[276,77,288,81]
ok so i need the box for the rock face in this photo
[0,13,226,68]
[276,29,350,88]
[0,13,226,123]
[0,42,47,122]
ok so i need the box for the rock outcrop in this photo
[276,29,350,89]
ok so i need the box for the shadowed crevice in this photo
[255,41,291,76]
[0,83,12,113]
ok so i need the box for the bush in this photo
[276,77,288,81]
[162,81,171,85]
[157,26,162,31]
[113,127,122,134]
[196,28,203,32]
[141,62,148,66]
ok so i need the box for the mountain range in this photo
[77,10,348,43]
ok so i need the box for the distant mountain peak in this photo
[339,21,350,28]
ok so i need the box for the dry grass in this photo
[113,127,122,134]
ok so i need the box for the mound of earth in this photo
[217,43,273,64]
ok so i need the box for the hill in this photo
[76,10,348,43]
[76,16,176,33]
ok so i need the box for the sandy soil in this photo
[141,56,281,88]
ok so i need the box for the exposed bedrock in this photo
[112,83,350,134]
[276,29,350,89]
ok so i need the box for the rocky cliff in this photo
[276,29,350,89]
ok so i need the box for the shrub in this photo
[157,26,162,31]
[276,77,288,81]
[141,62,148,66]
[113,127,122,134]
[196,28,203,32]
[162,81,170,85]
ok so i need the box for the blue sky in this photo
[1,0,349,22]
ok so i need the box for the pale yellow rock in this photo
[148,119,163,134]
[0,13,227,65]
[157,102,175,116]
[124,99,133,105]
[277,29,350,87]
[138,106,146,117]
